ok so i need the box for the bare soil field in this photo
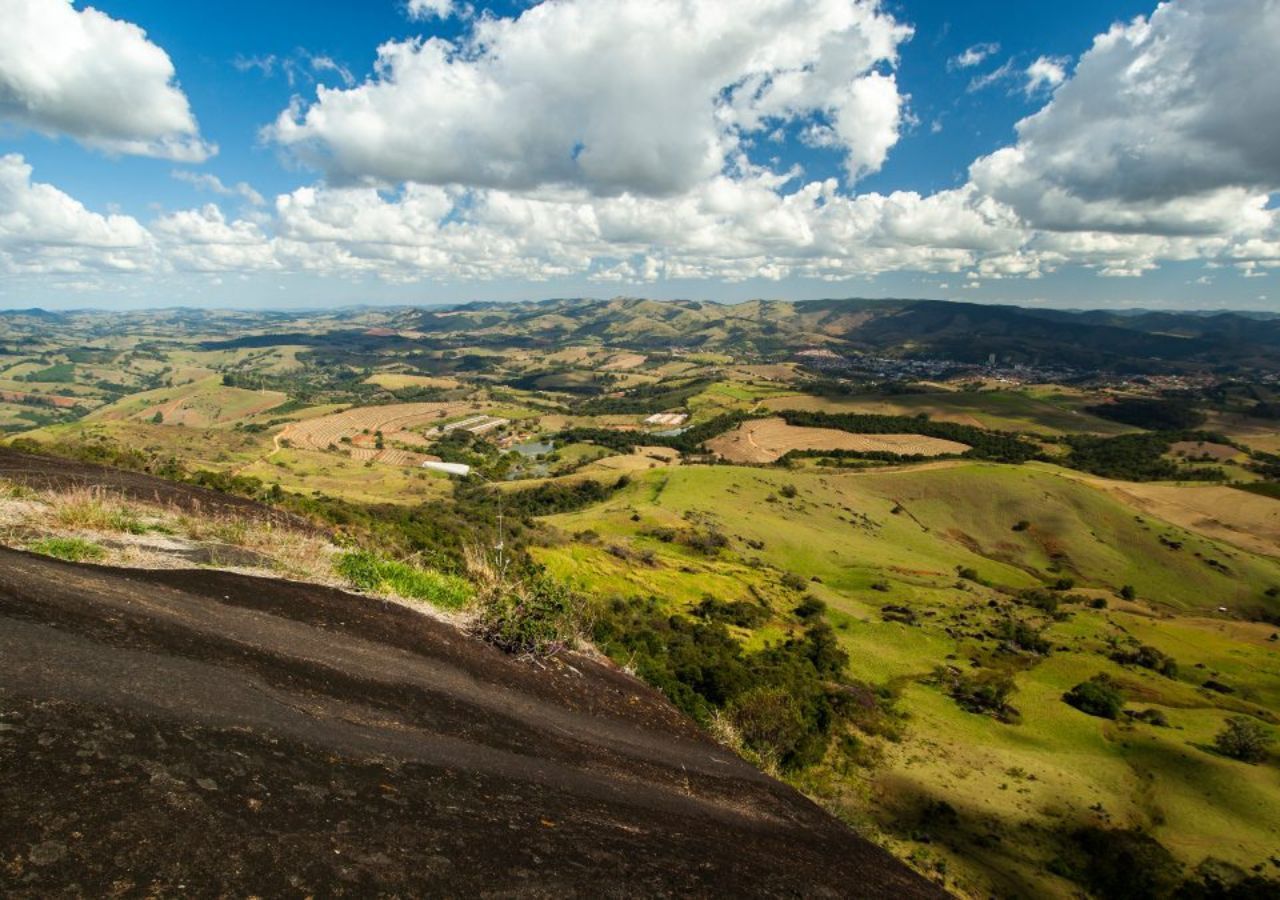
[0,390,79,409]
[0,546,939,897]
[1204,411,1280,454]
[600,352,648,370]
[280,402,477,465]
[1169,440,1240,461]
[141,389,287,428]
[1096,480,1280,559]
[282,402,473,450]
[707,417,970,464]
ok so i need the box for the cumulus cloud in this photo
[0,0,212,161]
[971,0,1280,234]
[5,0,1280,294]
[0,154,152,274]
[269,0,913,194]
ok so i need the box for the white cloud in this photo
[406,0,456,19]
[232,54,278,77]
[6,0,1280,296]
[0,154,152,274]
[971,0,1280,234]
[171,171,265,206]
[234,50,355,89]
[269,0,912,195]
[308,55,355,88]
[0,0,212,161]
[966,58,1015,93]
[150,204,278,273]
[1023,55,1068,95]
[950,42,998,70]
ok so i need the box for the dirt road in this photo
[0,545,943,897]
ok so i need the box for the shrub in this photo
[795,594,827,621]
[694,596,768,628]
[682,528,729,556]
[1019,588,1060,614]
[728,686,808,768]
[779,483,798,499]
[468,552,584,657]
[996,618,1052,655]
[1064,674,1125,719]
[1110,643,1178,678]
[1055,827,1183,900]
[28,537,106,563]
[780,571,808,592]
[592,604,860,770]
[335,550,473,609]
[1213,717,1272,764]
[1130,708,1169,727]
[940,668,1019,722]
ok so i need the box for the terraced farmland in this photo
[280,402,475,452]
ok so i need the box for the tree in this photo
[1064,674,1125,719]
[1213,717,1272,764]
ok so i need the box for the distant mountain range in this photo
[391,297,1280,372]
[7,298,1280,372]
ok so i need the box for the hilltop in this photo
[0,456,939,897]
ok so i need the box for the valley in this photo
[3,298,1279,898]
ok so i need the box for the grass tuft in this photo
[28,536,106,563]
[335,549,472,609]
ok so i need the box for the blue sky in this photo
[0,0,1276,310]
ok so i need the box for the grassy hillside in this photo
[534,462,1280,896]
[763,388,1133,437]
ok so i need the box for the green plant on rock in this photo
[466,547,585,657]
[29,537,106,563]
[334,549,472,610]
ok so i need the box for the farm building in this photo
[442,415,508,435]
[422,461,471,476]
[644,412,688,427]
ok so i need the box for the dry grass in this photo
[706,417,970,464]
[0,482,338,581]
[51,487,150,534]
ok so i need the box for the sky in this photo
[0,0,1277,311]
